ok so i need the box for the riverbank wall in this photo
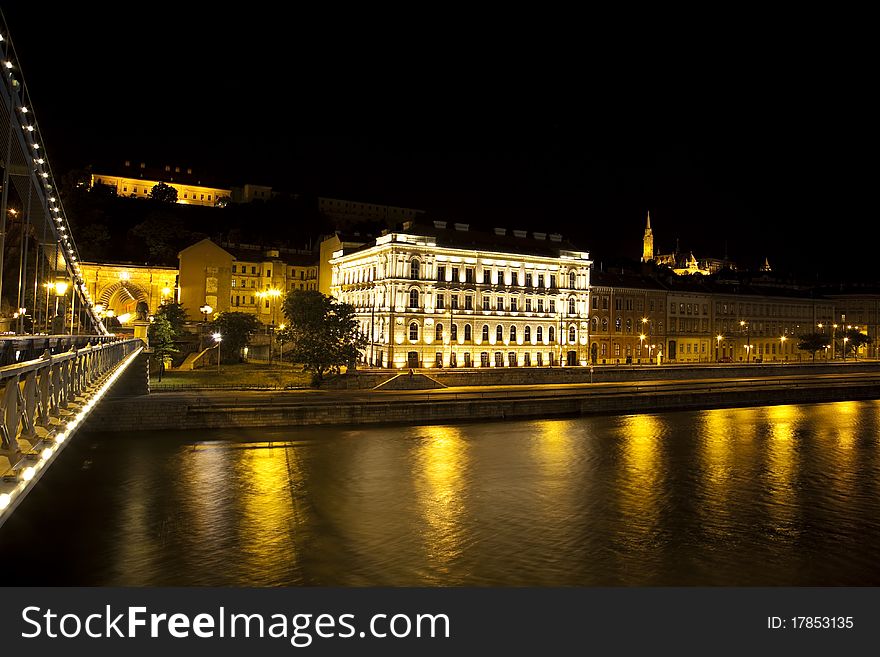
[83,371,880,432]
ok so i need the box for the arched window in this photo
[601,318,609,331]
[409,322,419,341]
[410,259,420,279]
[568,297,576,315]
[591,317,598,332]
[524,326,531,342]
[482,325,489,341]
[537,326,543,342]
[510,325,517,342]
[549,326,556,342]
[451,324,458,340]
[436,323,443,341]
[464,324,472,341]
[409,289,419,308]
[496,325,504,342]
[569,325,576,342]
[569,271,576,289]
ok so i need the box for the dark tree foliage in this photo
[155,302,188,337]
[210,312,261,361]
[149,182,178,203]
[797,332,827,362]
[842,327,871,358]
[282,290,365,386]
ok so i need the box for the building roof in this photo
[345,219,589,260]
[222,243,318,267]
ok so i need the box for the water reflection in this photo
[412,426,468,580]
[762,405,800,537]
[615,414,664,543]
[2,400,880,586]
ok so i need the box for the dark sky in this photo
[2,6,873,280]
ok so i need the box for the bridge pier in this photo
[104,351,150,398]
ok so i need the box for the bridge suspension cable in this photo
[0,10,107,335]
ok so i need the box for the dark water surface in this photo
[3,400,880,585]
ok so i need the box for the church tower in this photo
[641,211,654,263]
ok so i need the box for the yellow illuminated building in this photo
[178,239,318,325]
[91,173,230,207]
[329,220,592,369]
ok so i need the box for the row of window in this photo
[406,322,577,343]
[715,301,816,319]
[591,297,657,312]
[434,265,578,289]
[232,264,317,278]
[670,302,709,316]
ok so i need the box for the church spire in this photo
[641,211,654,263]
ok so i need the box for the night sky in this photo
[2,6,873,280]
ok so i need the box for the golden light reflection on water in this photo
[616,415,664,540]
[180,443,231,541]
[763,405,799,531]
[412,426,468,572]
[698,410,735,538]
[528,419,581,531]
[233,442,303,582]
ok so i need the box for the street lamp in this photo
[213,332,222,371]
[257,289,282,363]
[639,333,646,362]
[740,320,751,363]
[277,323,286,366]
[716,334,723,362]
[51,280,69,334]
[842,336,849,362]
[832,324,838,359]
[780,335,787,362]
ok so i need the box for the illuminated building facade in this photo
[709,288,834,363]
[90,161,231,207]
[589,271,667,364]
[178,239,317,325]
[77,261,178,326]
[329,221,591,369]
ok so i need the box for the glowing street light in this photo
[212,332,223,371]
[843,336,849,362]
[780,335,787,361]
[716,334,724,362]
[639,333,646,362]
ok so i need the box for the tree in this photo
[147,316,178,382]
[147,316,176,357]
[149,182,178,203]
[797,332,827,362]
[842,327,871,359]
[210,312,261,362]
[156,302,188,337]
[283,290,366,386]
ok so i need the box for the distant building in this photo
[178,239,318,325]
[90,161,231,207]
[230,184,276,204]
[641,211,733,274]
[329,220,592,369]
[318,196,424,227]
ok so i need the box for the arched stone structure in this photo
[79,262,178,321]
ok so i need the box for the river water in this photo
[3,400,880,586]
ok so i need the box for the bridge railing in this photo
[0,337,142,522]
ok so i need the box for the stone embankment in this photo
[83,363,880,432]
